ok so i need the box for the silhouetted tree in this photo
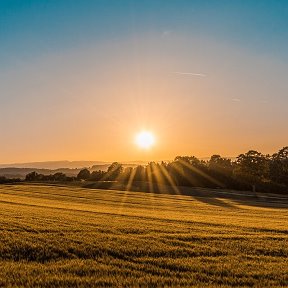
[0,176,21,184]
[25,171,74,182]
[235,150,269,191]
[207,155,234,187]
[77,169,91,180]
[53,172,68,181]
[25,171,39,181]
[107,162,123,180]
[173,156,214,187]
[90,170,105,181]
[270,146,288,185]
[120,167,133,182]
[209,155,232,174]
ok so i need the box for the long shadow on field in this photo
[178,186,288,209]
[136,182,288,209]
[191,195,236,209]
[84,181,288,209]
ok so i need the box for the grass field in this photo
[0,184,287,287]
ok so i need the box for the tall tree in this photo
[270,146,288,185]
[235,150,269,191]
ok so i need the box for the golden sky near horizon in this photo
[1,35,287,163]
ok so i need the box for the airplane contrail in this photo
[173,72,207,77]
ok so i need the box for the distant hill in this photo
[0,161,108,169]
[0,160,152,170]
[0,163,148,179]
[0,168,81,179]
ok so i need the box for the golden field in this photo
[0,184,287,287]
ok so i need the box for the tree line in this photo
[0,176,21,184]
[23,146,288,193]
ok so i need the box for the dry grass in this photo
[0,184,287,287]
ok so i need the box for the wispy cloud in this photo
[173,72,207,77]
[232,98,241,102]
[162,30,172,37]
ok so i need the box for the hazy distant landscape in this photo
[0,161,145,179]
[0,165,122,179]
[0,161,107,169]
[0,160,150,170]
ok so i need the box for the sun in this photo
[135,131,155,149]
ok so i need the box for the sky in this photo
[1,0,288,163]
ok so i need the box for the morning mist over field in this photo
[1,1,288,164]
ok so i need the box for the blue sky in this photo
[1,0,288,64]
[1,1,288,162]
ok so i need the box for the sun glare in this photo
[135,131,155,149]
